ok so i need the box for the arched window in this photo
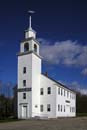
[24,43,29,52]
[34,44,37,52]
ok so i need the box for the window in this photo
[74,107,75,112]
[61,105,62,112]
[48,87,51,94]
[58,87,60,95]
[47,104,51,112]
[40,105,43,112]
[72,107,75,112]
[58,104,60,111]
[70,93,71,99]
[67,91,69,98]
[70,107,71,112]
[23,67,26,74]
[40,88,44,95]
[23,93,26,99]
[35,105,38,108]
[72,107,73,112]
[23,80,26,87]
[64,105,65,112]
[24,43,29,52]
[34,44,37,52]
[61,88,63,96]
[64,90,65,96]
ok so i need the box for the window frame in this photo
[40,88,44,95]
[61,105,62,112]
[40,105,44,112]
[24,42,29,52]
[58,87,60,95]
[64,105,65,112]
[67,91,69,98]
[34,44,37,53]
[58,104,60,111]
[48,87,51,94]
[47,104,51,112]
[64,90,66,96]
[23,67,26,74]
[23,80,26,87]
[23,93,26,99]
[61,88,63,96]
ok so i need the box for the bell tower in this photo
[17,12,41,119]
[20,12,40,56]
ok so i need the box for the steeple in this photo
[19,11,40,56]
[29,15,32,30]
[25,11,36,39]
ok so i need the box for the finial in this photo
[28,10,35,30]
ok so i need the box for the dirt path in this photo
[0,117,87,130]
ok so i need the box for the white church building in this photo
[17,15,76,119]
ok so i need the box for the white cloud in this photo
[79,89,87,95]
[81,68,87,76]
[70,81,87,95]
[39,38,87,66]
[38,38,50,45]
[56,80,87,95]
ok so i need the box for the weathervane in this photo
[28,10,35,29]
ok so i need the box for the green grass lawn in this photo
[77,113,87,117]
[0,118,20,123]
[1,114,87,123]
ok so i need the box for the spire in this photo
[29,15,32,30]
[28,10,35,30]
[25,10,36,39]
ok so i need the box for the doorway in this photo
[66,105,70,117]
[22,105,27,119]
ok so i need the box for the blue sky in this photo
[0,0,87,94]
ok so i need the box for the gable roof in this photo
[42,73,76,94]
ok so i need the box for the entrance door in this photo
[66,105,70,117]
[22,105,27,119]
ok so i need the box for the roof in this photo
[21,37,40,45]
[17,50,42,59]
[42,73,76,94]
